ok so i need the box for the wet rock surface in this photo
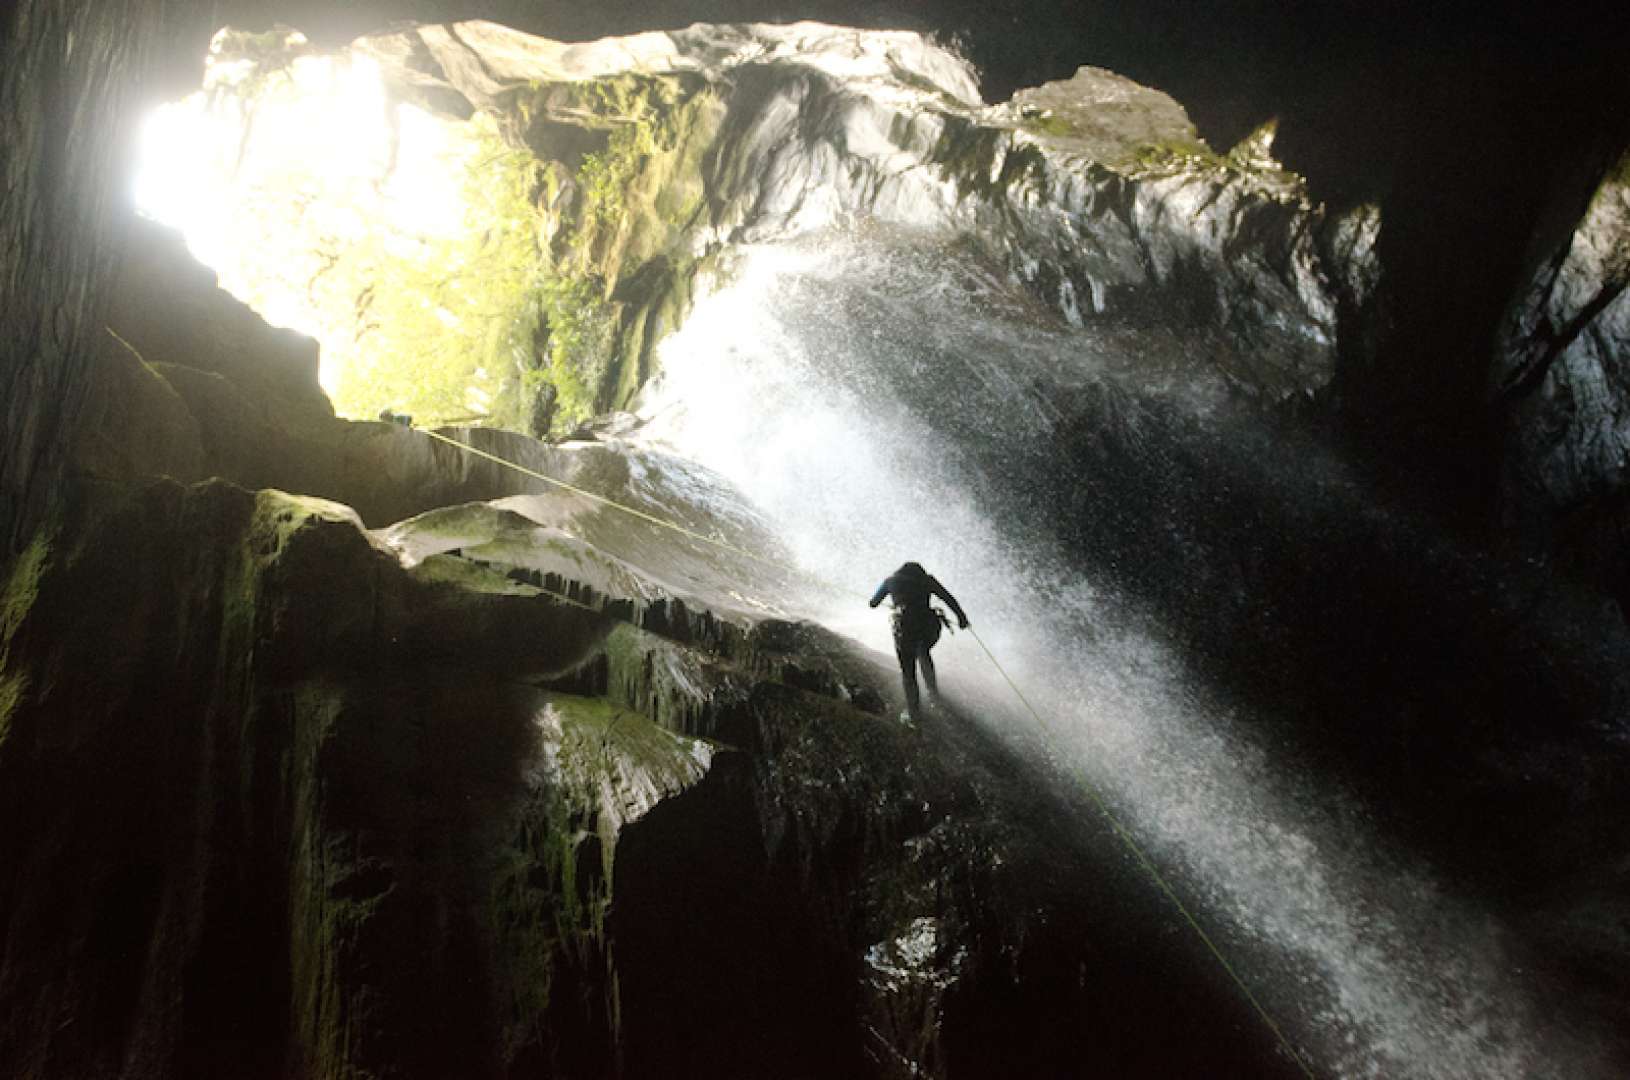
[4,8,1630,1078]
[0,473,1306,1078]
[167,18,1357,428]
[1498,153,1630,609]
[0,187,1318,1073]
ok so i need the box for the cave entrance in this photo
[132,26,561,433]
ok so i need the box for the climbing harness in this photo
[413,425,1318,1079]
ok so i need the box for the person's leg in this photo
[897,640,921,720]
[919,641,937,698]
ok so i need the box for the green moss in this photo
[226,491,362,644]
[409,553,540,596]
[1019,110,1078,139]
[326,114,550,430]
[1119,128,1303,187]
[0,531,49,643]
[0,531,52,754]
[885,58,968,112]
[1123,137,1225,175]
[549,690,706,789]
[245,490,357,561]
[484,684,715,1063]
[0,671,25,753]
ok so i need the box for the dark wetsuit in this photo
[869,567,968,720]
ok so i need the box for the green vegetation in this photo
[0,531,52,752]
[1123,137,1226,175]
[327,115,555,430]
[535,271,612,429]
[543,75,722,415]
[0,531,49,644]
[1018,109,1078,139]
[886,58,970,112]
[0,671,24,752]
[301,64,727,436]
[485,687,714,1062]
[410,553,540,595]
[550,690,707,792]
[1121,121,1299,188]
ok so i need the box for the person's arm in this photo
[929,577,969,628]
[868,579,891,608]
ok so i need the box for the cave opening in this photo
[132,25,571,434]
[5,4,1629,1077]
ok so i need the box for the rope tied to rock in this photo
[420,427,780,569]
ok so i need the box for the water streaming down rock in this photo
[636,229,1620,1078]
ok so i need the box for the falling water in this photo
[635,227,1611,1078]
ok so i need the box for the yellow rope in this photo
[420,428,782,570]
[417,423,1316,1077]
[105,325,147,363]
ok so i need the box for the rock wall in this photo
[2,0,174,553]
[0,187,1301,1074]
[175,20,1361,434]
[4,6,1629,1077]
[1497,151,1630,608]
[0,481,615,1076]
[0,473,1303,1078]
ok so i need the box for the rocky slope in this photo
[0,405,1294,1080]
[1,183,1310,1077]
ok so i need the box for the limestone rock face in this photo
[1498,156,1630,555]
[1486,152,1630,625]
[9,13,1629,1079]
[0,473,1294,1078]
[0,482,619,1076]
[160,19,1365,431]
[0,0,217,552]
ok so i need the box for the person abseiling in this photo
[868,561,969,722]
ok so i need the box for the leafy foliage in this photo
[326,118,548,428]
[325,73,711,434]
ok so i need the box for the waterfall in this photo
[636,226,1610,1078]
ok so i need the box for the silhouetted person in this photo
[869,561,968,722]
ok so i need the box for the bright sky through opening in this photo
[131,29,480,399]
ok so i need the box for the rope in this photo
[415,423,1316,1077]
[968,628,1317,1078]
[106,325,147,363]
[420,428,781,571]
